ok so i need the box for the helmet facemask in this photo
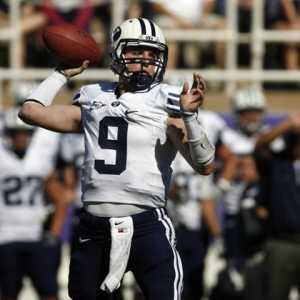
[231,88,267,135]
[109,18,168,90]
[235,109,265,135]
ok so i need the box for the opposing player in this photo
[18,18,215,300]
[0,101,65,300]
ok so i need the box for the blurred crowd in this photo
[1,0,300,88]
[0,1,300,300]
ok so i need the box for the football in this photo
[42,24,102,67]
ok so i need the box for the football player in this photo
[214,87,278,300]
[58,132,85,255]
[166,109,236,300]
[222,87,268,155]
[0,91,66,300]
[18,18,215,300]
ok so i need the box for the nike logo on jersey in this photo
[115,221,124,225]
[125,109,138,115]
[90,101,106,111]
[201,143,207,150]
[79,237,91,243]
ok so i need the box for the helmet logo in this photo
[139,35,158,42]
[112,27,121,42]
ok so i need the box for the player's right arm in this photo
[18,61,89,133]
[255,109,300,159]
[19,103,82,133]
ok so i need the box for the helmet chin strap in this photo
[127,73,153,90]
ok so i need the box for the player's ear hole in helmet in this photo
[109,18,168,90]
[231,87,267,135]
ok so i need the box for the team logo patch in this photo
[112,27,121,42]
[111,101,120,107]
[90,101,106,111]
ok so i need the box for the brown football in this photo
[42,24,102,67]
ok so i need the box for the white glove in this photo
[214,178,232,201]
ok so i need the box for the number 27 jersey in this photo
[0,128,60,244]
[73,82,182,208]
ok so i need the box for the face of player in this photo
[239,155,260,183]
[123,46,159,78]
[239,110,261,125]
[10,131,29,151]
[238,109,263,134]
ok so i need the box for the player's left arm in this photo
[167,115,215,175]
[167,73,215,175]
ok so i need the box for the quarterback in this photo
[19,18,215,300]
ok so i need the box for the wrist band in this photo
[182,113,202,140]
[217,178,232,193]
[188,125,215,166]
[23,72,67,107]
[55,69,70,81]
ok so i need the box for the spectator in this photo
[0,1,41,67]
[0,0,102,68]
[254,109,300,300]
[0,88,67,300]
[147,0,226,70]
[266,0,300,71]
[27,0,99,68]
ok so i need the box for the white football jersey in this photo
[73,82,183,208]
[170,154,214,230]
[0,128,60,244]
[59,133,85,207]
[197,110,228,145]
[222,123,285,155]
[221,121,284,213]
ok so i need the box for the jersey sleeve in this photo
[162,84,183,115]
[72,82,119,107]
[72,88,88,106]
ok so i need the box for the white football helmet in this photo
[110,18,168,89]
[4,107,34,133]
[231,87,267,135]
[12,81,40,107]
[3,107,35,156]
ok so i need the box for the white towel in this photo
[100,216,134,294]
